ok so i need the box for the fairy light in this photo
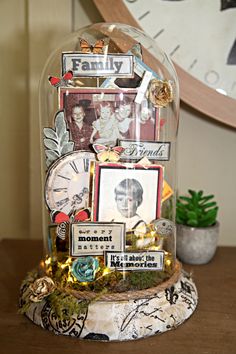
[39,260,45,269]
[164,251,173,269]
[57,257,73,270]
[102,267,110,276]
[150,230,156,237]
[45,257,51,266]
[44,257,52,275]
[65,257,72,265]
[67,275,74,283]
[165,258,172,266]
[164,251,171,257]
[150,245,162,251]
[95,267,114,282]
[60,263,68,269]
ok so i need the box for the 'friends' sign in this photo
[62,53,134,78]
[119,140,171,161]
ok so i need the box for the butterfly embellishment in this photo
[79,38,108,54]
[93,144,125,162]
[51,208,90,223]
[48,70,73,88]
[51,208,90,240]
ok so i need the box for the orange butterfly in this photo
[79,38,108,54]
[93,144,125,162]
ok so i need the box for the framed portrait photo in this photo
[58,87,160,151]
[92,163,163,230]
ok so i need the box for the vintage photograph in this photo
[59,88,159,151]
[92,163,163,231]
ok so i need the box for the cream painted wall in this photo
[0,0,29,240]
[27,0,72,240]
[0,0,235,245]
[178,104,236,246]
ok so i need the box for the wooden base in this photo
[20,267,198,341]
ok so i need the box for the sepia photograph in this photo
[59,88,159,151]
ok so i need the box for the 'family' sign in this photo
[62,53,134,77]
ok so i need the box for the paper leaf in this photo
[43,127,57,141]
[61,141,75,155]
[43,110,75,168]
[55,111,67,139]
[44,138,58,150]
[45,150,60,167]
[60,131,70,145]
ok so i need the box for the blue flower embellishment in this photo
[71,256,99,282]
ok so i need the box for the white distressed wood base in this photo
[20,270,198,341]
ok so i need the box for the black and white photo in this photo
[93,163,163,231]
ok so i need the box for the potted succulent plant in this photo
[176,189,219,264]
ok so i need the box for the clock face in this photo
[124,0,236,99]
[45,151,95,214]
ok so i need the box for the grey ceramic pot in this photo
[176,222,219,265]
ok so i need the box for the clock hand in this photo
[221,0,236,11]
[71,193,83,207]
[227,39,236,65]
[71,188,89,208]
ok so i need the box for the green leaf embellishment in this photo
[43,111,74,168]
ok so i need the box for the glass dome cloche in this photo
[19,22,197,341]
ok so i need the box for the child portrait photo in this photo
[92,163,163,231]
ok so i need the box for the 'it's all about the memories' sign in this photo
[106,251,164,271]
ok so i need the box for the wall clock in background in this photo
[93,0,236,128]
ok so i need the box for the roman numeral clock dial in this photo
[93,0,236,127]
[45,151,95,215]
